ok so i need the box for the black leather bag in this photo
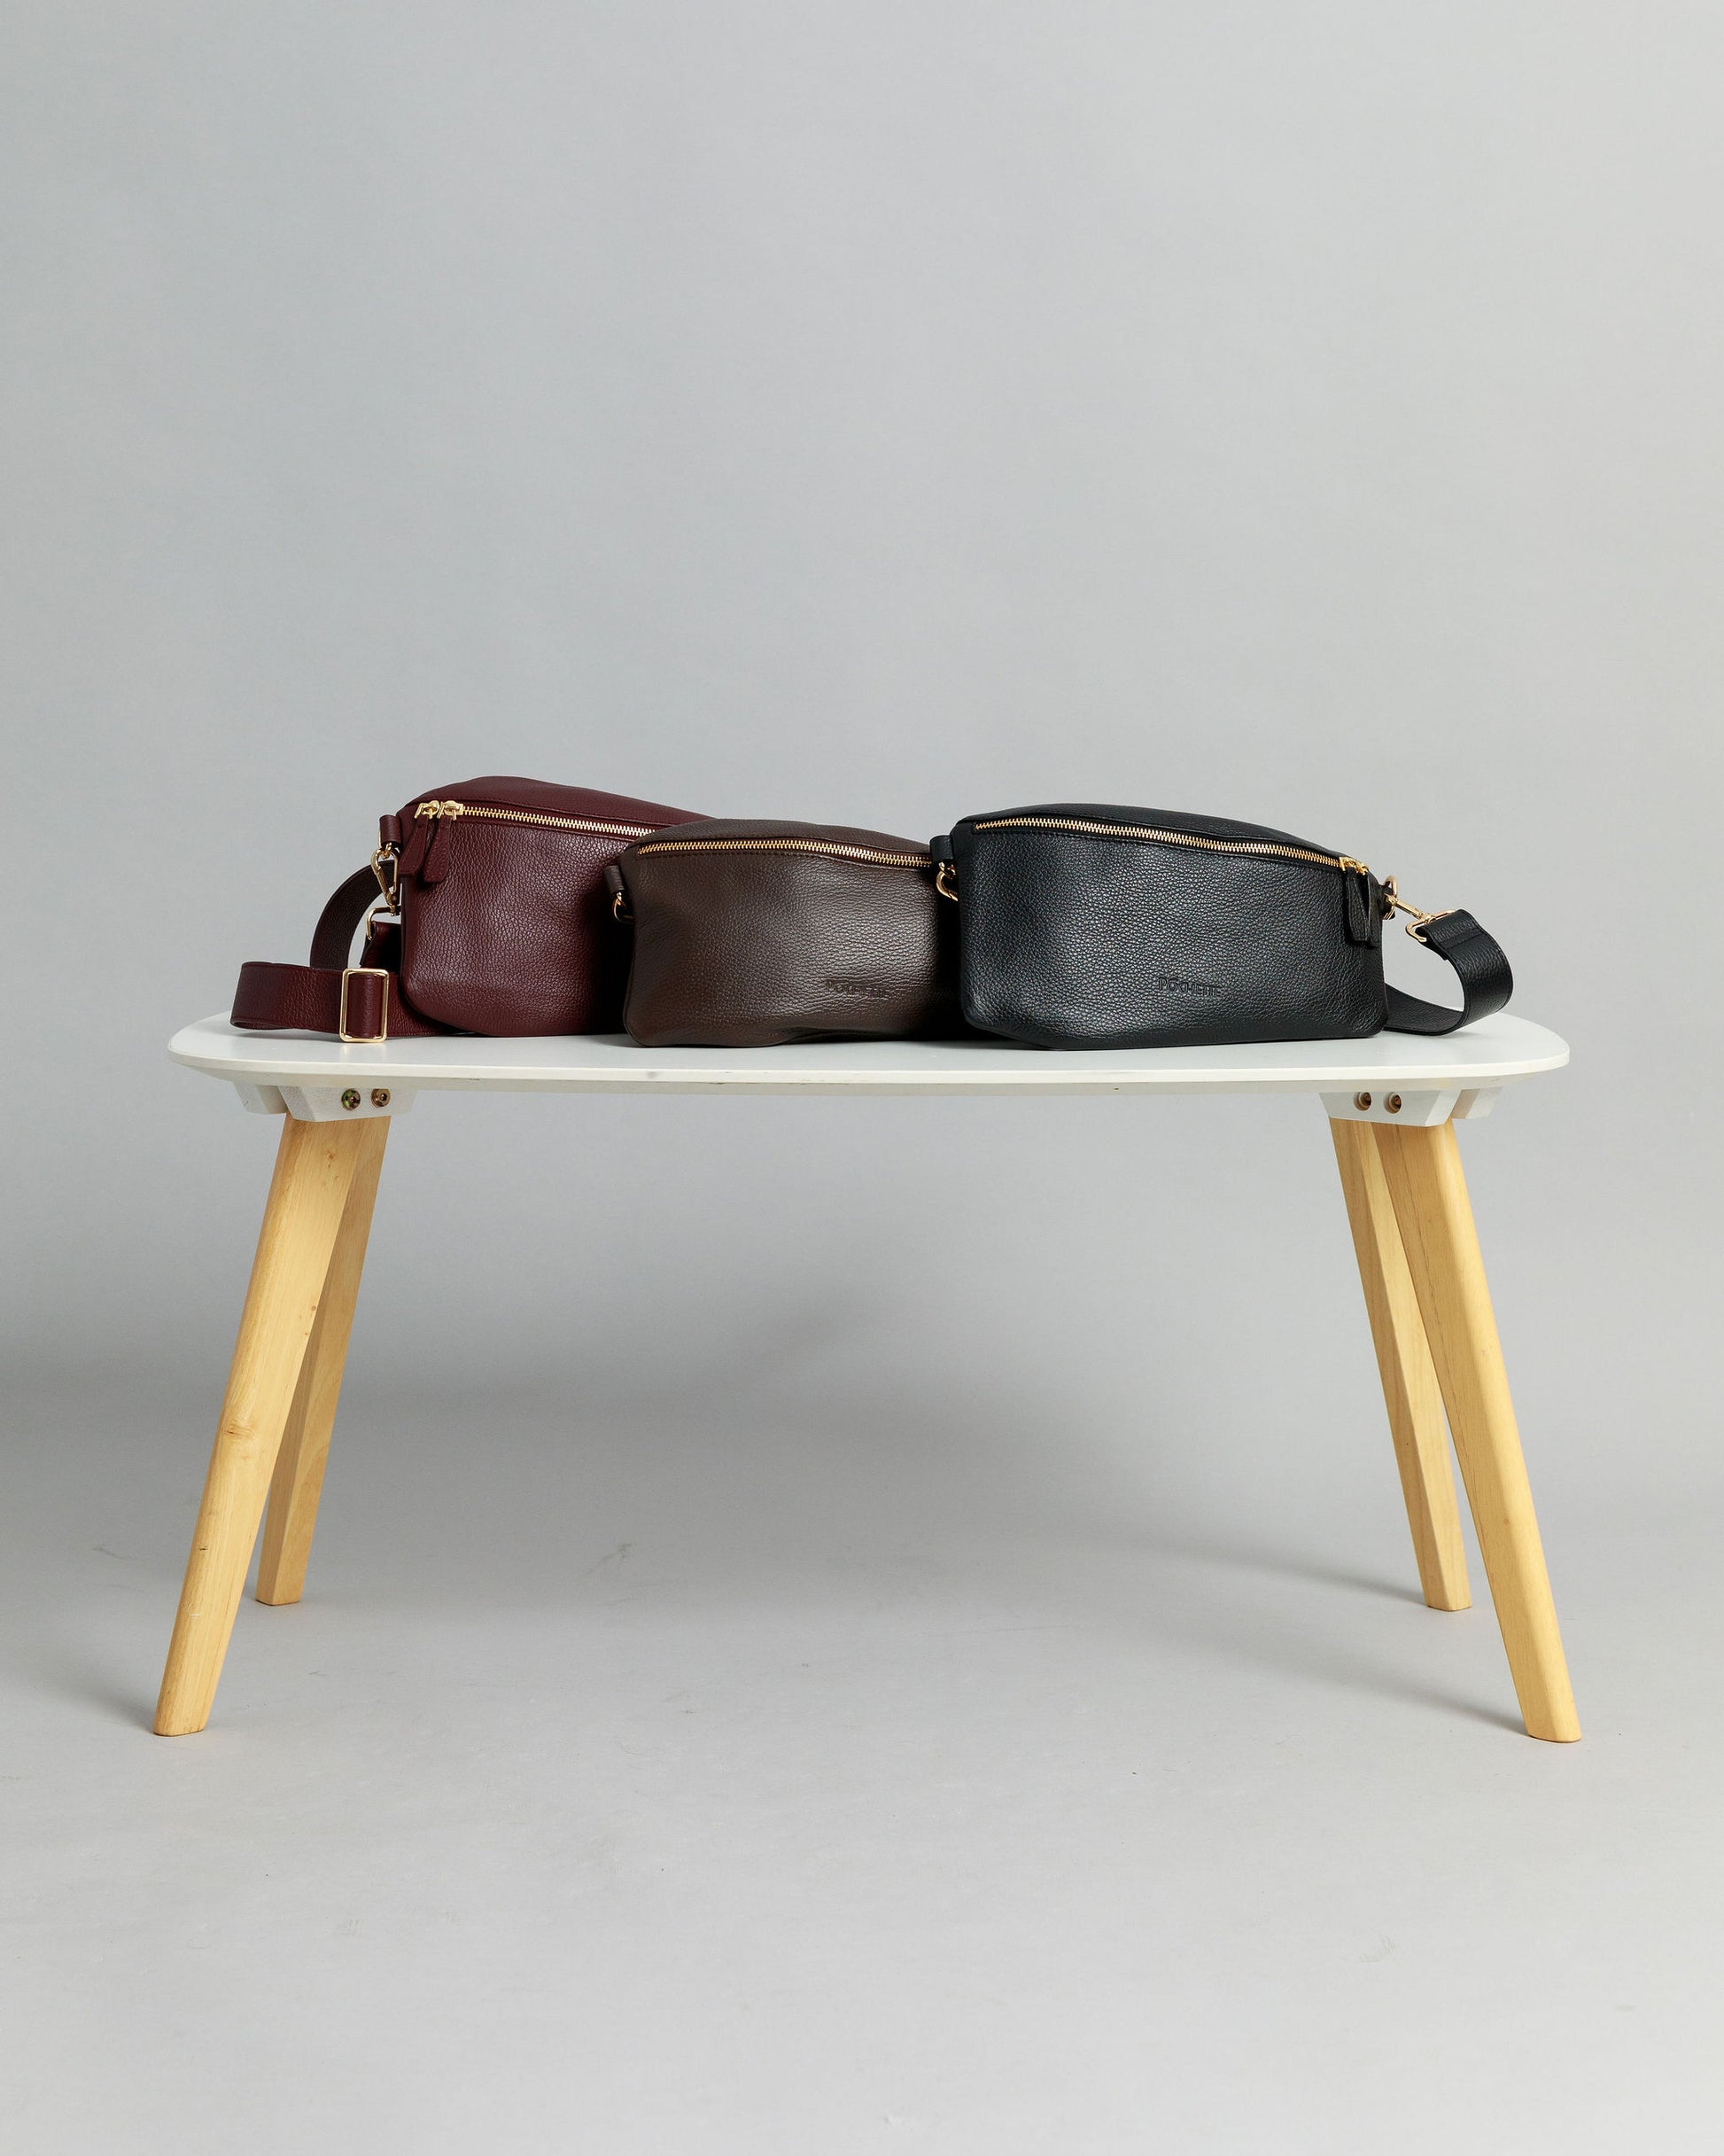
[929,804,1513,1050]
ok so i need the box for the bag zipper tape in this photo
[633,837,929,868]
[970,814,1367,876]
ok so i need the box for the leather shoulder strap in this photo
[229,868,448,1039]
[307,865,384,969]
[1382,910,1513,1035]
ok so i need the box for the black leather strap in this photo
[1383,910,1513,1035]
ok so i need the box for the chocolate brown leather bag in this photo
[231,776,704,1039]
[607,820,960,1047]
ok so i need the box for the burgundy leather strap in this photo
[229,868,451,1038]
[229,959,447,1039]
[308,867,386,969]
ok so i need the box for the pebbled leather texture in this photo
[615,820,961,1047]
[229,776,705,1038]
[393,778,704,1035]
[943,803,1390,1050]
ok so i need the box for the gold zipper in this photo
[633,836,930,868]
[414,798,658,840]
[971,814,1368,876]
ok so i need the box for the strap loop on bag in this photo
[1381,907,1513,1035]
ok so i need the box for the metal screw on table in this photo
[1355,1091,1372,1109]
[341,1089,361,1111]
[370,1089,391,1108]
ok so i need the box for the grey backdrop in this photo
[4,2,1716,1468]
[7,7,1724,2148]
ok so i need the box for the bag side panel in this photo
[400,823,634,1034]
[623,848,959,1047]
[954,827,1386,1048]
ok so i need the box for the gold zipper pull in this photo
[1339,857,1376,944]
[412,798,463,883]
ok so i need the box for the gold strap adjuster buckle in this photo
[339,967,391,1044]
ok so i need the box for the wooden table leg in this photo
[1375,1120,1580,1742]
[255,1118,388,1607]
[1330,1119,1471,1612]
[153,1117,372,1737]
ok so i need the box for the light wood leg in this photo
[1375,1120,1580,1742]
[255,1117,388,1607]
[1330,1119,1471,1612]
[153,1117,371,1737]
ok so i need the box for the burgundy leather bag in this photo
[231,777,705,1039]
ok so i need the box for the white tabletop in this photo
[170,1011,1566,1126]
